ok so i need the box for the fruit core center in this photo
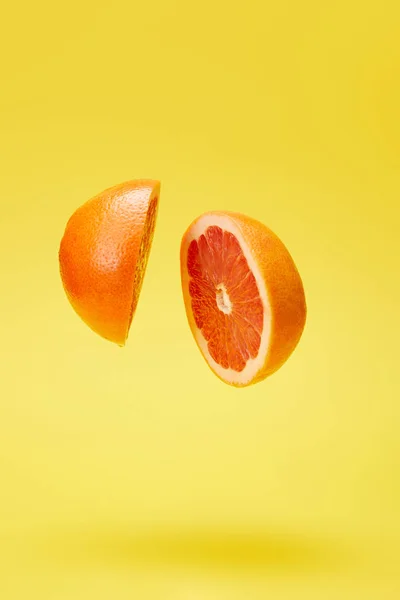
[216,284,232,315]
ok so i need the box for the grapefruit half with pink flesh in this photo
[180,211,306,387]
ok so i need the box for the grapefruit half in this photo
[59,179,160,345]
[180,211,306,387]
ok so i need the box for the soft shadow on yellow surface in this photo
[1,528,398,600]
[47,527,340,573]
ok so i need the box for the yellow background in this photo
[1,0,399,597]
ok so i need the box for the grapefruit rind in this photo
[59,179,160,346]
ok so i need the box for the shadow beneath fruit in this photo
[48,526,344,574]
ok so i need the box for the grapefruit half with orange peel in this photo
[59,179,160,345]
[180,211,306,387]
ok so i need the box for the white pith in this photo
[186,214,272,386]
[216,284,232,315]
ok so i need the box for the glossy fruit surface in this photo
[59,179,160,345]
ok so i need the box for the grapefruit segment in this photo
[59,179,160,345]
[180,212,306,387]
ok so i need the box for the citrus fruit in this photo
[59,179,160,345]
[180,211,306,387]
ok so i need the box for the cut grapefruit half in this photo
[59,179,160,345]
[180,211,306,387]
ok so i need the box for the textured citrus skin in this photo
[180,211,307,387]
[59,179,160,345]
